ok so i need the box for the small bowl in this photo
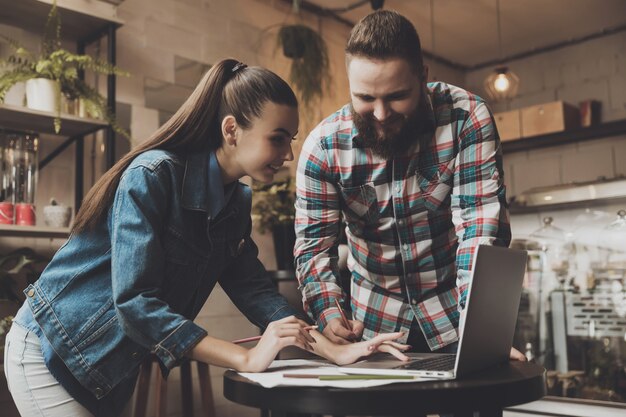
[43,205,72,228]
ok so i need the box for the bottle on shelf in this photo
[6,130,38,226]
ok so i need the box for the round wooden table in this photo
[224,361,546,417]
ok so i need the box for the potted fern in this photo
[0,1,129,136]
[251,177,296,270]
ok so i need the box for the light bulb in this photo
[483,66,519,102]
[494,73,510,92]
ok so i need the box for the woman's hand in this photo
[310,330,410,366]
[241,316,316,372]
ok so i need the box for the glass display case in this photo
[511,205,626,404]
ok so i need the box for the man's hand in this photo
[322,318,365,344]
[510,347,526,361]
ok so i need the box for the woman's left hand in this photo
[319,331,411,365]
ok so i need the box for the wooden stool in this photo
[134,356,215,417]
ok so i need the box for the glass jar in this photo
[6,130,38,225]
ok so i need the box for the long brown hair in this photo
[72,58,298,233]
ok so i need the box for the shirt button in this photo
[94,387,104,397]
[27,289,35,297]
[398,219,404,225]
[403,244,409,250]
[131,352,139,359]
[411,299,417,305]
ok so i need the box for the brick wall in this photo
[465,31,626,198]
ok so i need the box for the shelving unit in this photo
[0,0,123,42]
[502,119,626,154]
[0,224,70,239]
[0,0,123,219]
[0,103,109,137]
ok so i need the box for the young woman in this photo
[3,59,406,417]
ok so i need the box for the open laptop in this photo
[338,244,528,380]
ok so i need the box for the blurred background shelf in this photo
[0,0,122,42]
[0,224,70,239]
[502,119,626,154]
[0,104,109,137]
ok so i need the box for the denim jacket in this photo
[17,149,297,410]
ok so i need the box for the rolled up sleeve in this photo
[451,102,512,310]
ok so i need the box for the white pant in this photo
[4,322,94,417]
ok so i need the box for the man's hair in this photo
[345,10,424,77]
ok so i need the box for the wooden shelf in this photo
[501,119,626,154]
[0,104,108,137]
[0,0,122,42]
[509,195,626,214]
[0,224,70,239]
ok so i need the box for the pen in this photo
[231,325,318,344]
[283,373,414,380]
[334,298,353,332]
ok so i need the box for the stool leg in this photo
[181,360,194,417]
[134,359,153,417]
[197,361,216,417]
[155,368,168,417]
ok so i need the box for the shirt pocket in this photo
[416,159,455,212]
[338,182,379,224]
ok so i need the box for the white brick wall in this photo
[466,31,626,254]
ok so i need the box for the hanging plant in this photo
[276,24,331,109]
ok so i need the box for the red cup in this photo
[0,202,14,224]
[15,203,36,226]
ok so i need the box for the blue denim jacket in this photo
[16,149,297,413]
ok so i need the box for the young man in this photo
[295,10,524,360]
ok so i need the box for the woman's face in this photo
[233,102,299,184]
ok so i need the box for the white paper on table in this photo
[237,359,435,388]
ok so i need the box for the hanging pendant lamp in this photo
[484,0,519,102]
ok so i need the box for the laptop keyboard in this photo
[395,354,456,371]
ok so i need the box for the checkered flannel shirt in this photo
[294,82,511,350]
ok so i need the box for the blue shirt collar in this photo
[181,150,237,218]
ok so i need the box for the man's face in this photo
[347,56,425,158]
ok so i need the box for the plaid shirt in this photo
[294,82,511,350]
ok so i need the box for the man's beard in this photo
[351,103,424,159]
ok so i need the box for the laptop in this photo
[338,244,528,379]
